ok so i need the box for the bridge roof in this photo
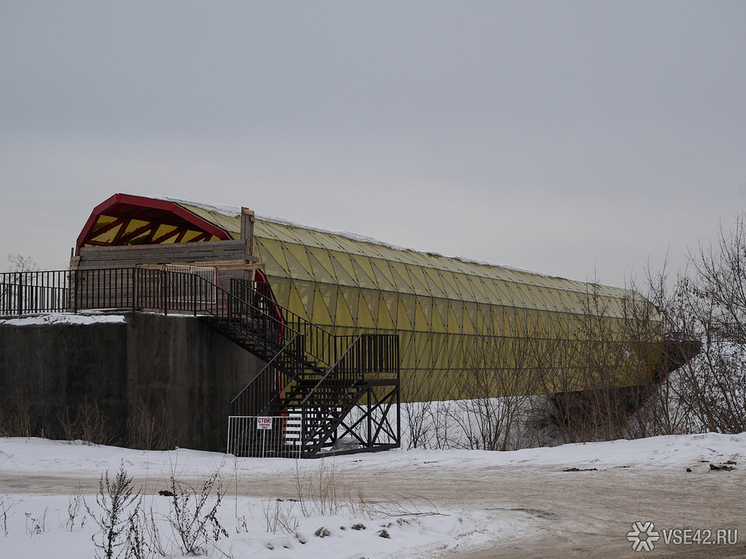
[77,193,636,319]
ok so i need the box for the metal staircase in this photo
[220,279,400,458]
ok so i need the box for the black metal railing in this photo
[1,270,69,315]
[232,279,337,367]
[302,333,399,407]
[0,268,290,341]
[1,268,141,316]
[229,334,304,417]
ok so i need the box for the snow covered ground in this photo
[1,433,745,558]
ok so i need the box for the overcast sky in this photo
[2,1,745,288]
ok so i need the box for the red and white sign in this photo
[257,416,272,430]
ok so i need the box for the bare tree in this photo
[530,281,664,443]
[453,321,540,451]
[7,254,37,273]
[650,216,746,434]
[2,254,39,315]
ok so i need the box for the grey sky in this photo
[2,1,745,287]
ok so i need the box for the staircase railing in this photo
[301,333,399,408]
[297,333,399,454]
[227,286,353,419]
[230,333,304,417]
[225,281,400,457]
[231,279,337,368]
[0,267,296,356]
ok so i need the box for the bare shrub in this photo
[126,512,149,559]
[7,254,37,273]
[24,508,48,535]
[0,495,19,536]
[646,216,746,434]
[623,270,702,438]
[66,486,86,532]
[294,459,345,517]
[374,494,442,519]
[671,341,746,433]
[124,507,172,559]
[2,255,38,315]
[402,399,433,449]
[164,472,229,556]
[402,286,665,450]
[452,326,540,451]
[129,508,168,559]
[294,458,368,518]
[401,392,454,450]
[86,462,142,559]
[289,459,436,525]
[531,281,663,444]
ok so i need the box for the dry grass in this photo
[58,400,111,446]
[126,398,175,451]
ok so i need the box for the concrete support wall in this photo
[125,313,263,451]
[0,313,264,451]
[0,319,129,440]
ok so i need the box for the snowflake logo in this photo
[627,521,660,552]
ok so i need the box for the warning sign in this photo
[257,417,272,430]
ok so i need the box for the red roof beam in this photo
[76,193,233,248]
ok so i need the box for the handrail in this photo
[300,333,399,407]
[296,332,399,454]
[232,279,335,338]
[0,268,139,316]
[133,268,305,350]
[299,334,365,408]
[230,333,303,417]
[226,282,398,429]
[0,267,305,361]
[232,279,336,369]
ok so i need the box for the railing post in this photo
[367,387,372,449]
[396,337,401,448]
[301,407,306,459]
[132,268,137,312]
[15,272,22,315]
[73,269,78,314]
